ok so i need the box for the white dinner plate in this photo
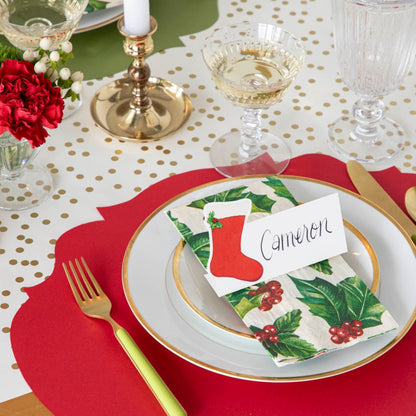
[122,176,416,381]
[76,5,122,33]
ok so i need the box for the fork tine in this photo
[72,258,97,299]
[68,260,90,302]
[63,262,85,304]
[79,256,105,297]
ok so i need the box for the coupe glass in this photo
[202,22,305,177]
[0,0,88,119]
[329,0,416,166]
[0,0,87,50]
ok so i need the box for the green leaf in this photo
[0,44,23,64]
[289,276,349,327]
[274,309,302,334]
[262,176,298,206]
[187,232,210,268]
[166,211,193,239]
[338,276,386,328]
[268,333,318,359]
[187,185,276,213]
[86,0,109,12]
[187,186,249,208]
[309,259,333,275]
[233,296,263,318]
[226,286,263,318]
[206,211,222,230]
[249,325,263,333]
[244,191,276,213]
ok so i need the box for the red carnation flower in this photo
[0,59,64,147]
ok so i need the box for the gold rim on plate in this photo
[75,10,122,34]
[172,217,380,340]
[122,174,416,382]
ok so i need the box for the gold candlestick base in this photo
[90,17,192,142]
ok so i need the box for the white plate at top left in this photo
[122,175,416,382]
[76,4,122,33]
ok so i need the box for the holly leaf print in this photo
[289,276,349,327]
[262,176,298,206]
[267,333,318,359]
[187,186,250,209]
[166,211,193,239]
[187,232,210,268]
[274,309,302,333]
[309,259,333,275]
[244,192,276,213]
[86,0,108,12]
[226,287,263,318]
[187,185,276,213]
[233,295,264,318]
[338,276,386,329]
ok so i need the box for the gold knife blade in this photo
[346,160,416,244]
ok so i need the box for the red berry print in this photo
[254,330,268,341]
[330,335,343,344]
[249,280,284,311]
[329,326,338,335]
[263,324,277,334]
[328,320,363,344]
[350,327,363,337]
[256,324,280,344]
[341,322,351,330]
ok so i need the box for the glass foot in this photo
[328,115,405,166]
[0,165,53,211]
[209,131,291,177]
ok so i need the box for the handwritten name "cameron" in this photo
[260,217,333,260]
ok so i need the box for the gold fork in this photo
[63,257,186,416]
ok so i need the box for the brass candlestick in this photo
[90,17,192,142]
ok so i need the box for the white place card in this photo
[203,193,347,296]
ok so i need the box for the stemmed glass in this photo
[0,0,88,118]
[0,0,87,210]
[0,0,87,50]
[329,0,416,166]
[202,22,305,177]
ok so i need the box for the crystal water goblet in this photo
[329,0,416,166]
[202,22,305,177]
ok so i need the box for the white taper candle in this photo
[123,0,150,36]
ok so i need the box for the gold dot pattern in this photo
[2,0,416,401]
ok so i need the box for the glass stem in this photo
[351,96,385,143]
[239,108,262,159]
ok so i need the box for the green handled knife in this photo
[346,160,416,244]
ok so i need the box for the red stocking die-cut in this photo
[205,200,263,282]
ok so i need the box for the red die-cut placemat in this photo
[11,154,416,415]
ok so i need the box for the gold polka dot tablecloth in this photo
[1,0,416,403]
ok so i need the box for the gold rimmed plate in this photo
[75,5,122,33]
[171,217,380,341]
[122,175,416,381]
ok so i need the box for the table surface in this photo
[1,0,416,410]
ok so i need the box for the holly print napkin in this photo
[166,176,398,366]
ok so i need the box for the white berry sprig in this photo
[23,38,84,102]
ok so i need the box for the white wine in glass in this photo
[202,22,305,177]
